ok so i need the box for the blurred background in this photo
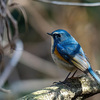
[1,0,100,99]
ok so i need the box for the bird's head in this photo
[47,29,71,43]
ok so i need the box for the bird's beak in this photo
[47,33,53,36]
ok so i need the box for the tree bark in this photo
[18,70,100,100]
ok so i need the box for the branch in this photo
[3,40,65,78]
[34,0,100,7]
[17,70,100,100]
[0,39,23,87]
[0,87,11,94]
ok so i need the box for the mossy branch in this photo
[18,70,100,100]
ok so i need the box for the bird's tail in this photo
[88,66,100,84]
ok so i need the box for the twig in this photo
[0,0,20,46]
[5,17,12,45]
[6,8,19,40]
[9,2,27,30]
[0,39,23,87]
[0,0,6,17]
[34,0,100,7]
[0,87,11,94]
[18,70,100,100]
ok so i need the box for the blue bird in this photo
[47,29,100,84]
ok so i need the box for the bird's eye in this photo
[57,34,61,37]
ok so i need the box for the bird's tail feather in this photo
[88,66,100,84]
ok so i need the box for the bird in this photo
[47,29,100,84]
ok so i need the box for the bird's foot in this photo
[53,80,67,85]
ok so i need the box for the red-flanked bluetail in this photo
[47,29,100,84]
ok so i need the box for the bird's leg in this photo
[53,72,71,85]
[61,70,77,84]
[71,70,77,78]
[61,72,71,84]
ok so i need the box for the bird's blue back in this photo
[52,29,86,59]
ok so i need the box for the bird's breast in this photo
[51,46,75,71]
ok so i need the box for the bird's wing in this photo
[57,43,90,72]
